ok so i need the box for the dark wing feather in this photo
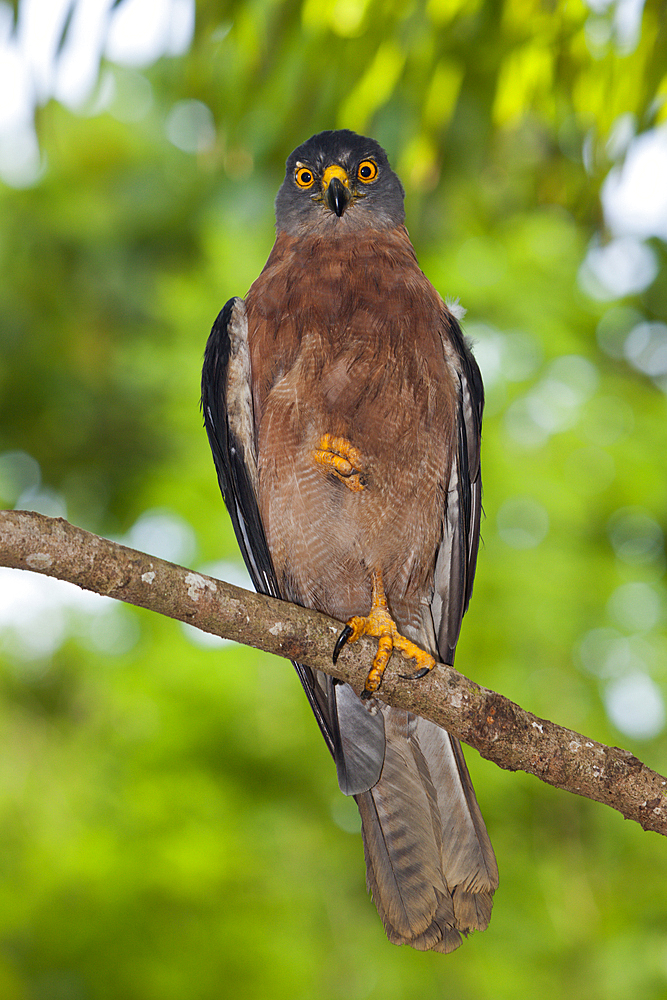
[202,297,385,793]
[202,298,276,599]
[431,314,484,665]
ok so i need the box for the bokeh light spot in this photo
[497,496,549,549]
[166,99,216,154]
[604,672,665,740]
[608,507,665,567]
[125,509,196,565]
[607,581,663,633]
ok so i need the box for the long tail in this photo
[354,707,498,953]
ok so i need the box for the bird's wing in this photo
[353,309,496,953]
[202,297,385,795]
[430,313,485,665]
[202,298,274,598]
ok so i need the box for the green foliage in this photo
[1,1,666,998]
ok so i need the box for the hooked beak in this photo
[326,176,351,216]
[322,165,352,217]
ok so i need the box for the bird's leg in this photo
[312,434,366,493]
[333,570,436,699]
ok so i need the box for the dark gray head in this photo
[275,130,405,236]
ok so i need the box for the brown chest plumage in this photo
[244,226,458,630]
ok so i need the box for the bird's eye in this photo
[357,160,378,183]
[295,167,315,189]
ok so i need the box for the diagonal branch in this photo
[1,509,666,835]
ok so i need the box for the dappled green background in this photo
[2,0,667,997]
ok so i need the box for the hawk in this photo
[202,129,498,952]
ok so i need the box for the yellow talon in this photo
[313,434,366,492]
[333,571,436,697]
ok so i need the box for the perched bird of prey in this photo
[202,129,498,953]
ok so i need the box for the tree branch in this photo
[1,509,666,835]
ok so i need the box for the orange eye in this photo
[357,160,378,183]
[295,166,315,189]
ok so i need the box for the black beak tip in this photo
[326,176,351,217]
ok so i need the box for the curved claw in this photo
[333,624,354,664]
[400,665,433,681]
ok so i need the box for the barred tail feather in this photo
[355,707,498,953]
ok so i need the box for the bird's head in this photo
[275,130,405,235]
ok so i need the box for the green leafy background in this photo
[1,1,667,997]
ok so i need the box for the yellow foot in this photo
[332,571,436,698]
[313,434,366,493]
